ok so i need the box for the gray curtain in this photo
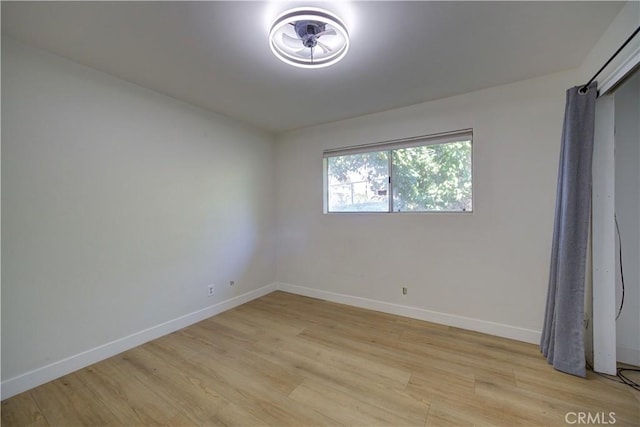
[541,82,597,377]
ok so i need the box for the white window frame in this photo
[323,129,473,213]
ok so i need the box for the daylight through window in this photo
[324,130,472,213]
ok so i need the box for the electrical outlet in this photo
[402,287,408,295]
[230,280,235,286]
[208,284,214,296]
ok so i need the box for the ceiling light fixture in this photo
[269,7,349,69]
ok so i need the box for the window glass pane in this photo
[392,140,472,212]
[327,151,389,212]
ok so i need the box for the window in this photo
[324,130,472,213]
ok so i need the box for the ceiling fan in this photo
[269,8,350,69]
[282,20,337,62]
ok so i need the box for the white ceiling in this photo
[2,1,623,133]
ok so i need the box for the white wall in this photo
[275,69,578,342]
[614,71,640,365]
[1,38,276,391]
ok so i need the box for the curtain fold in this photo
[541,82,597,377]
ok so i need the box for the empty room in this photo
[2,1,639,426]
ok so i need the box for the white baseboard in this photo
[2,281,543,399]
[1,283,277,400]
[617,346,640,367]
[276,282,541,344]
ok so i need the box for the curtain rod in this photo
[579,25,640,94]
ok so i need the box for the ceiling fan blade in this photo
[282,33,302,49]
[317,41,333,54]
[296,47,313,58]
[316,29,337,38]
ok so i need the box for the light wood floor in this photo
[2,291,639,426]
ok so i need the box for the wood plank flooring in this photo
[2,291,639,426]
